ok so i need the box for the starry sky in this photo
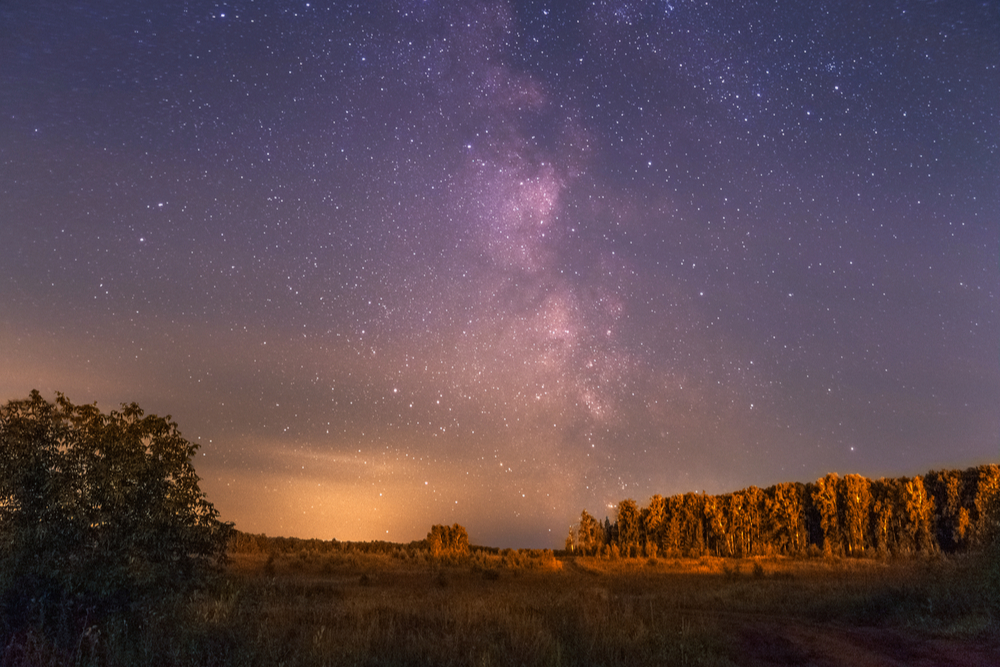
[2,0,998,548]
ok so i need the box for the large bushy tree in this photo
[0,390,232,632]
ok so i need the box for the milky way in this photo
[2,0,997,546]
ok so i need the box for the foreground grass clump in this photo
[4,547,999,666]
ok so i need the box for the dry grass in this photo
[5,549,998,666]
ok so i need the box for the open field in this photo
[14,548,996,667]
[4,401,995,666]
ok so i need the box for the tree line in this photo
[569,465,1000,559]
[227,524,470,557]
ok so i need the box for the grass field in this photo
[11,546,995,667]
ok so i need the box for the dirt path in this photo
[729,618,999,667]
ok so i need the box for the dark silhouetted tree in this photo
[0,391,231,636]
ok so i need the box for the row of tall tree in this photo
[570,466,999,558]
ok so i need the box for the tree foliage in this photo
[426,523,469,557]
[838,474,871,557]
[576,510,603,555]
[615,499,641,557]
[0,390,232,633]
[576,464,999,559]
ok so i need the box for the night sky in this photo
[2,1,997,548]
